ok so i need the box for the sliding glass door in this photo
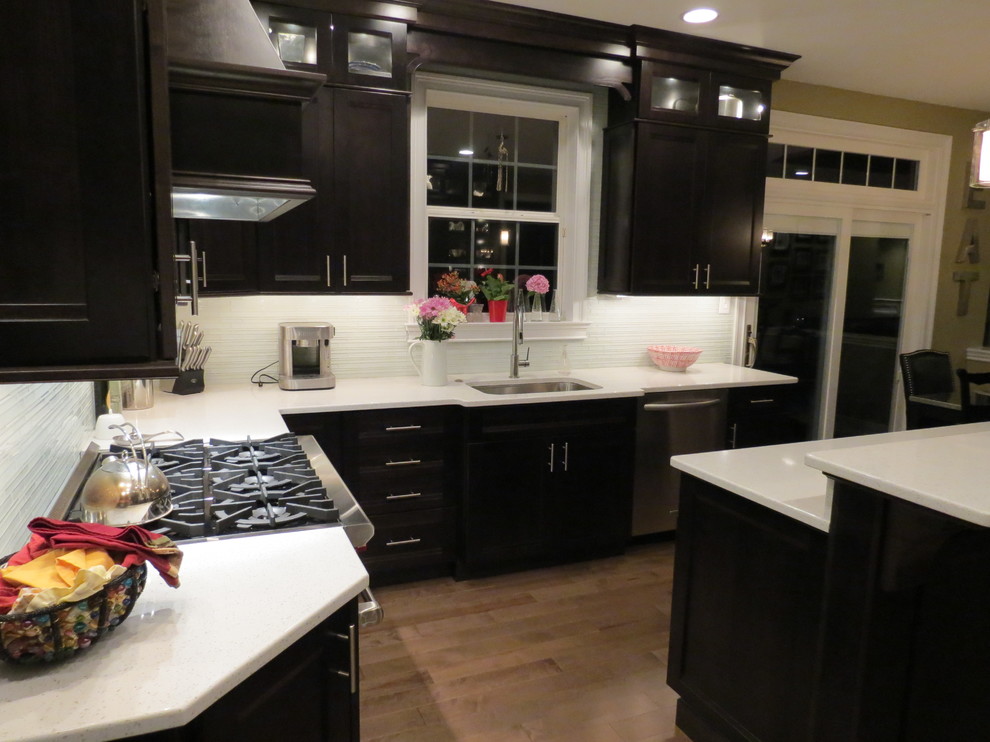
[758,211,924,438]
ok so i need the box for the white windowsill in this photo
[405,318,590,343]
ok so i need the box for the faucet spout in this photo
[509,290,530,378]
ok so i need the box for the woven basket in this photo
[0,557,147,664]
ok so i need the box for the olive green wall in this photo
[772,80,990,370]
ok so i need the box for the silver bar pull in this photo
[332,624,358,694]
[326,255,331,288]
[343,254,348,287]
[562,441,569,472]
[386,492,423,500]
[548,442,555,473]
[386,537,422,547]
[200,250,207,288]
[729,422,738,449]
[385,458,421,467]
[704,263,711,290]
[692,264,700,290]
[744,323,757,368]
[748,398,776,404]
[188,240,200,315]
[643,399,723,411]
[384,425,422,432]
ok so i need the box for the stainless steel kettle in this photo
[80,423,172,527]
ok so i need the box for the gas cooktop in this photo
[59,434,373,548]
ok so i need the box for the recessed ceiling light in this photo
[682,8,719,24]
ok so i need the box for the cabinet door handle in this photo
[748,398,776,404]
[643,399,723,411]
[547,442,555,473]
[174,240,201,315]
[343,254,348,287]
[386,492,422,500]
[385,458,421,467]
[692,264,700,290]
[704,264,711,290]
[386,537,422,547]
[562,441,569,472]
[326,254,331,288]
[331,624,358,694]
[729,422,738,449]
[200,249,207,288]
[385,425,422,432]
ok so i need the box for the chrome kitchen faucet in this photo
[509,291,530,378]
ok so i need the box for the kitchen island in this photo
[0,528,367,742]
[668,421,990,742]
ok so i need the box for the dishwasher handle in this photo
[642,398,724,412]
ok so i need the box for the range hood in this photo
[166,0,326,221]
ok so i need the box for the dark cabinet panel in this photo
[331,88,410,293]
[668,476,826,742]
[459,399,635,578]
[175,219,258,295]
[726,384,807,449]
[0,0,174,376]
[257,86,409,294]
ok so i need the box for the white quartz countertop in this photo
[0,528,368,742]
[805,422,990,526]
[121,363,795,441]
[671,424,986,531]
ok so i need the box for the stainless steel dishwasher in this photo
[632,389,727,535]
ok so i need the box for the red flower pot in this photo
[488,299,508,322]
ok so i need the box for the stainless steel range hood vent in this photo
[171,173,316,222]
[166,0,325,222]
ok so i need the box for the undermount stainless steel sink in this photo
[467,378,602,395]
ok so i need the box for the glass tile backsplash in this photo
[0,383,94,556]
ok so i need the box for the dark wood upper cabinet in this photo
[599,30,796,297]
[0,0,176,381]
[257,86,410,294]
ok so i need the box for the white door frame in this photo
[738,112,952,435]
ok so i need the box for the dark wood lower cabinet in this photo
[121,598,359,742]
[459,398,636,579]
[667,476,827,742]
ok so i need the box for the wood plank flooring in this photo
[359,541,690,742]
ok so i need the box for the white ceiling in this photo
[501,0,990,113]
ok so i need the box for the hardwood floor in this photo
[360,541,690,741]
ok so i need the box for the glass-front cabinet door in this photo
[252,3,408,90]
[638,61,771,132]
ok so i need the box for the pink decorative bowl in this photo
[647,345,703,372]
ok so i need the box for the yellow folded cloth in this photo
[9,563,127,614]
[2,548,115,590]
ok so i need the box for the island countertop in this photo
[671,423,990,531]
[0,528,368,742]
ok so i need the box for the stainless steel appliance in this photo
[53,433,380,624]
[279,322,336,391]
[632,389,727,535]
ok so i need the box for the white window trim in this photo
[408,72,594,342]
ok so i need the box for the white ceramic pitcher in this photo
[408,340,448,386]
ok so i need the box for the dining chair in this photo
[899,350,957,429]
[955,369,990,423]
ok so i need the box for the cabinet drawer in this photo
[352,407,448,442]
[354,438,445,467]
[466,398,636,441]
[728,385,788,414]
[355,464,445,515]
[362,507,452,559]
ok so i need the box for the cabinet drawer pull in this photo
[548,442,555,473]
[385,458,421,467]
[692,263,700,290]
[562,441,569,472]
[748,398,776,404]
[386,537,422,547]
[326,254,331,288]
[704,263,711,290]
[343,254,348,287]
[386,492,423,500]
[384,424,422,432]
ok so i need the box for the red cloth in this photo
[0,519,183,613]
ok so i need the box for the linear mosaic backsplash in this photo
[178,294,735,385]
[0,383,95,556]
